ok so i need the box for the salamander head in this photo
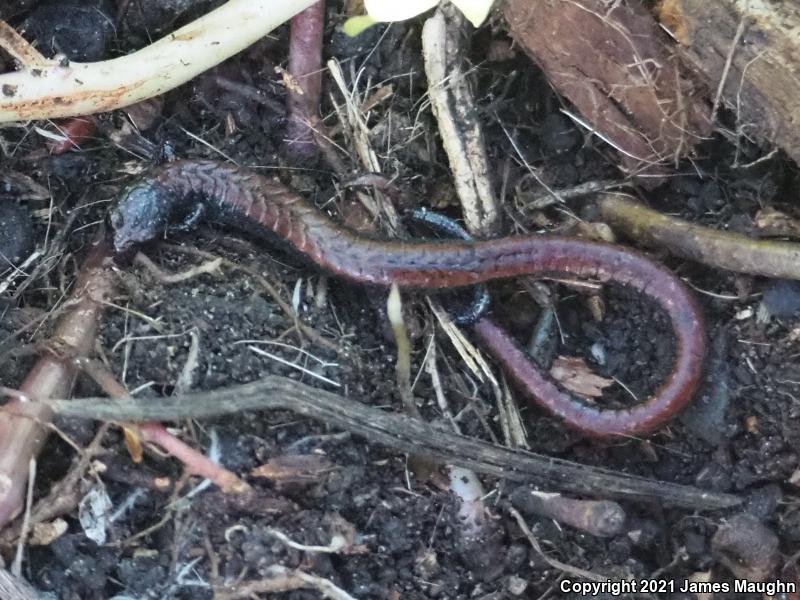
[108,178,174,254]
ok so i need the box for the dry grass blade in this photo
[388,284,415,414]
[327,58,402,233]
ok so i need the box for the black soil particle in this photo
[22,0,115,61]
[0,201,33,265]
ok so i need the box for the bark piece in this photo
[423,6,501,235]
[504,0,711,176]
[656,0,800,165]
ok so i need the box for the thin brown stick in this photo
[0,239,116,528]
[214,565,356,600]
[0,21,47,68]
[137,423,249,492]
[598,193,800,279]
[76,358,250,494]
[285,0,326,161]
[44,377,741,510]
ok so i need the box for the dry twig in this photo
[510,488,626,537]
[599,193,800,280]
[509,506,608,582]
[46,377,741,509]
[76,357,250,495]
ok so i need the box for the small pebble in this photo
[711,514,779,580]
[761,279,800,319]
[0,201,33,265]
[537,113,581,155]
[590,342,606,366]
[23,0,115,62]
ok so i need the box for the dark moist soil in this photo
[1,2,800,599]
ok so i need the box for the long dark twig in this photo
[44,377,741,510]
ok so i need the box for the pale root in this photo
[0,0,316,122]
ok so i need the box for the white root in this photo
[0,0,317,122]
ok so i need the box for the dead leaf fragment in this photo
[30,518,68,545]
[504,0,710,178]
[550,356,614,398]
[275,65,304,96]
[655,0,690,44]
[754,207,800,239]
[123,426,143,463]
[250,454,336,483]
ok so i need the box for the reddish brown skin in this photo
[285,0,325,161]
[110,160,707,437]
[47,116,97,154]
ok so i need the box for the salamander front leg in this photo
[170,202,206,234]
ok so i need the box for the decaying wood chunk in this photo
[656,0,800,166]
[423,5,502,236]
[504,0,711,177]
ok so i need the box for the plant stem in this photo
[285,0,326,161]
[0,0,317,122]
[0,239,116,527]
